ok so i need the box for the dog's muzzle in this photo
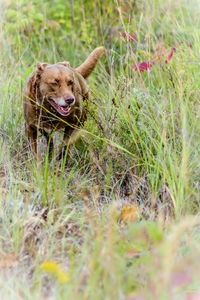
[48,97,75,116]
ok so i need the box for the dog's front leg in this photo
[39,129,54,160]
[57,127,78,162]
[25,123,38,161]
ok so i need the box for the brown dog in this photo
[23,47,104,161]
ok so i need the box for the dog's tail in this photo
[76,46,104,79]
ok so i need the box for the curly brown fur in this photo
[23,47,104,161]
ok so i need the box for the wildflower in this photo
[133,60,156,72]
[121,31,138,41]
[121,6,129,11]
[41,261,69,284]
[133,41,184,71]
[168,47,176,60]
[118,204,141,223]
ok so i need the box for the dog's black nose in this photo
[64,96,75,105]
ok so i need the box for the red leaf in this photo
[166,42,184,63]
[122,31,137,41]
[129,33,138,41]
[133,41,184,71]
[133,60,156,72]
[167,47,176,61]
[121,6,129,11]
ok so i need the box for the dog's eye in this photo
[67,80,73,86]
[49,79,59,86]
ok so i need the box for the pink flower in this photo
[122,31,138,41]
[133,41,184,71]
[187,292,200,300]
[170,271,192,287]
[129,33,138,40]
[133,60,156,72]
[165,45,180,64]
[121,6,129,11]
[168,47,176,61]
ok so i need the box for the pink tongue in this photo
[57,105,69,113]
[50,100,70,114]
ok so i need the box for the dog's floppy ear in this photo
[36,62,48,72]
[57,61,70,67]
[25,63,48,98]
[25,71,40,99]
[76,46,104,79]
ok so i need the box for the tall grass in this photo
[0,0,200,299]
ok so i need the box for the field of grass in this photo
[1,0,200,299]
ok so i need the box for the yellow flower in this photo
[41,261,69,284]
[118,205,141,223]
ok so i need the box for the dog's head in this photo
[27,47,104,117]
[36,61,83,117]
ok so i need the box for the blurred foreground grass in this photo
[0,0,200,299]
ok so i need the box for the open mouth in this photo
[49,99,71,116]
